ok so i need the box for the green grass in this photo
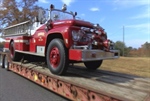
[76,57,150,78]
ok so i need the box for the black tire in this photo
[0,54,4,68]
[9,41,22,61]
[46,39,69,75]
[84,60,103,70]
[3,55,9,70]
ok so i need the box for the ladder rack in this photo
[3,20,31,37]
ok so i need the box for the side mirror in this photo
[34,16,39,22]
[38,9,45,24]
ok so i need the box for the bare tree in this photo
[0,0,20,26]
[18,0,40,22]
[0,0,42,30]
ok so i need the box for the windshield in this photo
[50,10,74,21]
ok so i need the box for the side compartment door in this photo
[34,31,46,54]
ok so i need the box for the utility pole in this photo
[123,26,125,56]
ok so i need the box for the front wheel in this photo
[84,60,103,70]
[46,39,69,75]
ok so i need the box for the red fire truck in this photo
[2,4,119,75]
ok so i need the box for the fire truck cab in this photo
[2,4,119,75]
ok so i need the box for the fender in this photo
[46,26,72,48]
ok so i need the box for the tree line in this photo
[115,41,150,57]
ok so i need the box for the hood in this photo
[52,19,94,28]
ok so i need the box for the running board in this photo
[16,50,45,57]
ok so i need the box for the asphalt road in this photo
[0,67,68,101]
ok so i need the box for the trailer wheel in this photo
[0,54,4,68]
[46,39,68,75]
[9,41,22,61]
[3,55,9,70]
[84,60,103,70]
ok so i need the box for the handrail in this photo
[4,20,31,29]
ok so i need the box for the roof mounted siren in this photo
[50,4,55,10]
[74,12,77,16]
[62,4,67,11]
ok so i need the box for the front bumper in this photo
[69,49,119,61]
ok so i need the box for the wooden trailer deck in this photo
[7,61,150,101]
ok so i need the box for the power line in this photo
[123,26,125,57]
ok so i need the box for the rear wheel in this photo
[3,55,9,70]
[0,54,4,68]
[9,41,22,61]
[84,60,103,70]
[46,39,68,75]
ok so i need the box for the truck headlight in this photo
[72,30,80,41]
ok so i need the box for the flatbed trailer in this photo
[0,52,150,101]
